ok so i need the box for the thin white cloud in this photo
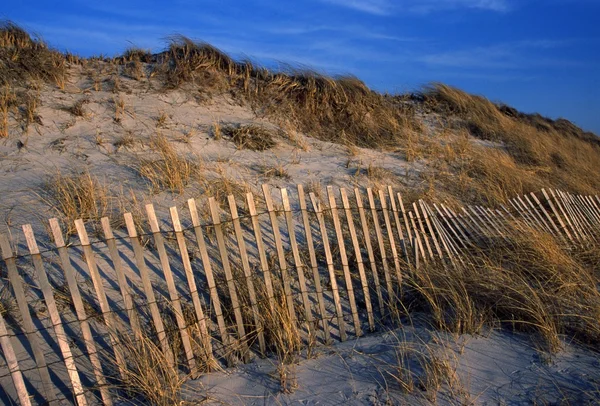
[418,41,582,69]
[320,0,394,15]
[319,0,511,14]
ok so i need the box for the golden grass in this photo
[407,222,600,353]
[222,124,277,151]
[136,133,200,194]
[42,170,115,235]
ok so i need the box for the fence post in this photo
[0,234,57,403]
[74,220,127,380]
[297,185,331,343]
[327,186,361,337]
[22,225,88,406]
[340,188,375,331]
[124,213,175,367]
[49,219,112,405]
[145,204,197,374]
[309,193,347,342]
[208,198,250,362]
[188,198,234,366]
[227,195,266,356]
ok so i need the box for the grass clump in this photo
[42,170,115,235]
[222,123,277,151]
[0,21,66,87]
[137,133,200,194]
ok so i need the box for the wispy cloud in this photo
[319,0,394,15]
[418,41,583,70]
[319,0,511,15]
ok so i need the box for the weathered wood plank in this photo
[208,198,250,361]
[280,189,313,330]
[188,198,233,365]
[145,204,197,374]
[0,311,32,406]
[124,213,175,366]
[100,217,141,338]
[354,188,385,317]
[297,185,331,342]
[22,225,88,406]
[169,206,216,369]
[261,184,296,323]
[227,195,266,356]
[0,234,56,403]
[50,219,112,405]
[309,192,347,342]
[328,186,361,336]
[340,188,375,331]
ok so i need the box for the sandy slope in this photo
[1,66,599,405]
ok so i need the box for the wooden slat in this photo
[124,213,175,366]
[245,193,276,317]
[397,193,413,247]
[169,206,216,369]
[579,195,600,228]
[387,186,407,259]
[145,204,197,374]
[408,212,426,261]
[367,189,394,299]
[418,200,443,259]
[74,220,127,380]
[309,192,347,342]
[517,196,545,231]
[340,188,375,331]
[297,185,331,342]
[434,204,468,250]
[227,195,266,356]
[562,191,594,239]
[100,218,141,338]
[49,219,112,405]
[188,198,233,365]
[523,195,553,235]
[439,204,471,247]
[0,311,31,406]
[261,184,296,323]
[413,202,434,260]
[0,234,56,403]
[328,186,361,336]
[422,203,455,261]
[548,189,579,241]
[530,192,562,237]
[444,205,477,242]
[280,189,312,330]
[555,190,586,240]
[511,198,536,229]
[379,189,402,288]
[354,188,385,317]
[22,225,88,406]
[541,189,573,241]
[208,198,249,361]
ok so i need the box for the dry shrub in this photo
[137,133,200,194]
[64,97,90,117]
[0,21,66,87]
[222,124,277,151]
[42,170,115,235]
[116,333,189,405]
[407,223,600,352]
[258,163,290,180]
[422,83,600,203]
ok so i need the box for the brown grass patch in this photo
[222,123,277,151]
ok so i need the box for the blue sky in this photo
[3,0,599,133]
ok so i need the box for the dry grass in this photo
[406,222,600,353]
[258,163,291,180]
[222,123,277,151]
[0,21,66,87]
[115,333,190,405]
[41,170,116,235]
[64,97,90,118]
[136,133,200,194]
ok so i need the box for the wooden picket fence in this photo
[0,184,599,405]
